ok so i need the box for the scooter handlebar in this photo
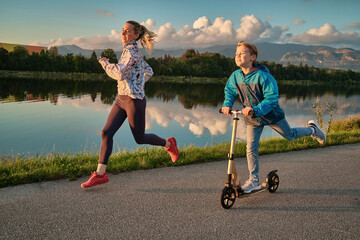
[219,108,255,116]
[218,108,243,115]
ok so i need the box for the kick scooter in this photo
[219,109,279,209]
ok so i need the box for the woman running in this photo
[81,20,179,188]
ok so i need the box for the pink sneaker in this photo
[165,137,179,163]
[81,172,109,188]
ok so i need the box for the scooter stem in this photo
[226,112,240,184]
[229,113,240,157]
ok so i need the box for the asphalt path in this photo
[1,143,360,240]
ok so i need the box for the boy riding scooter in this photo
[221,41,326,194]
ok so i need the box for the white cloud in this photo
[290,23,360,47]
[156,22,177,46]
[235,15,289,43]
[47,30,124,50]
[97,10,115,18]
[41,16,289,50]
[155,15,287,48]
[193,16,211,29]
[30,40,45,47]
[141,19,157,31]
[260,25,289,41]
[293,19,306,26]
[236,15,266,41]
[343,22,360,30]
[193,17,235,45]
[39,16,360,50]
[149,17,236,48]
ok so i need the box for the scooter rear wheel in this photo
[268,172,279,193]
[220,186,236,209]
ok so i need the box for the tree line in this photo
[1,46,359,82]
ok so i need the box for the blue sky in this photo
[1,0,359,50]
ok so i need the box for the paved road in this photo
[1,143,360,240]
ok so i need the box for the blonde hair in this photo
[127,20,157,54]
[237,41,258,62]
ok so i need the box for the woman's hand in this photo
[99,57,109,62]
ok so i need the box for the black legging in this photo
[99,95,166,164]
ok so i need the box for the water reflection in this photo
[0,78,359,155]
[146,100,229,136]
[1,78,360,107]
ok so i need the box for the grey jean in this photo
[246,117,313,180]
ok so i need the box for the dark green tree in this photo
[48,46,59,57]
[101,49,117,63]
[90,51,103,73]
[0,47,9,69]
[8,46,29,70]
[180,49,199,62]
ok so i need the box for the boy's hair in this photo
[127,20,157,54]
[237,41,258,61]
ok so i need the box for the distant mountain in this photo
[56,43,360,72]
[56,45,189,59]
[56,45,106,58]
[279,48,360,72]
[203,43,360,72]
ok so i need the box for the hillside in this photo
[56,43,360,72]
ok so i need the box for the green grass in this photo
[0,70,108,81]
[0,70,226,83]
[1,114,360,188]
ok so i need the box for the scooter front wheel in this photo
[220,186,236,209]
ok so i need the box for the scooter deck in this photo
[237,186,268,198]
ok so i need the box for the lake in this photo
[0,78,359,156]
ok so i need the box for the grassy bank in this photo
[2,70,359,85]
[0,70,107,81]
[0,70,226,84]
[1,114,359,188]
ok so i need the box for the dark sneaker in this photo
[308,120,326,144]
[165,137,179,163]
[81,172,109,188]
[241,178,261,193]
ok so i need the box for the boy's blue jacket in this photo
[223,63,285,126]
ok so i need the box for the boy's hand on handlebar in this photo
[221,106,232,116]
[242,107,255,117]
